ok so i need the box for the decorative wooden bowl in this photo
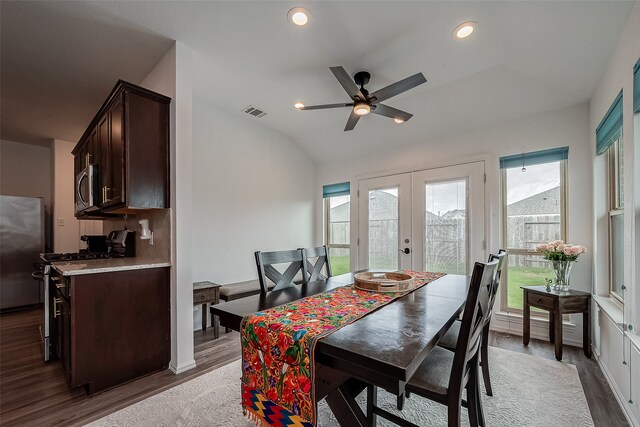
[354,271,414,293]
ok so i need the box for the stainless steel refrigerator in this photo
[0,195,44,310]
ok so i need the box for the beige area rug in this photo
[88,347,593,427]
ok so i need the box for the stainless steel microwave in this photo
[75,164,99,214]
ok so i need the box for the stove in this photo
[38,250,124,362]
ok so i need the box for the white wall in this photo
[316,103,592,345]
[589,3,640,425]
[0,139,53,249]
[192,100,316,283]
[51,139,82,253]
[140,42,196,374]
[191,99,316,330]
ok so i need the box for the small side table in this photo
[522,286,592,361]
[193,281,221,339]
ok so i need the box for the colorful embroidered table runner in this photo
[241,270,445,427]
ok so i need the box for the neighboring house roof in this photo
[330,201,350,222]
[507,186,560,216]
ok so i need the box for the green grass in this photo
[507,265,553,310]
[329,255,350,276]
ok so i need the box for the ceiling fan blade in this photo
[300,103,353,110]
[369,73,427,104]
[371,103,413,121]
[330,66,366,101]
[344,110,360,131]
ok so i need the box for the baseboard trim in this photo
[593,351,639,427]
[169,359,197,375]
[491,311,582,347]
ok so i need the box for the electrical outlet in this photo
[57,218,65,226]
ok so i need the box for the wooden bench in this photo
[213,280,266,333]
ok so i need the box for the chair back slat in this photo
[449,259,497,394]
[301,246,332,282]
[255,249,307,293]
[485,249,506,323]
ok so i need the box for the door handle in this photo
[399,248,411,254]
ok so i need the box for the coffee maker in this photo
[106,230,136,257]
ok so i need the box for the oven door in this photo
[75,164,98,214]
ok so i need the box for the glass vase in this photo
[551,260,573,291]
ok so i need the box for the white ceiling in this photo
[1,1,635,162]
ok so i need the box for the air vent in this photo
[242,105,267,118]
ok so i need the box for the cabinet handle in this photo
[103,186,111,203]
[53,297,62,318]
[85,153,91,168]
[537,298,544,304]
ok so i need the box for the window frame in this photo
[499,160,568,313]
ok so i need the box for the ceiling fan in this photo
[298,66,427,131]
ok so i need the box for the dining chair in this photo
[437,249,506,396]
[368,259,498,427]
[300,245,332,282]
[254,249,308,294]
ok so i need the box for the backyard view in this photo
[503,161,564,310]
[326,195,350,275]
[325,160,563,311]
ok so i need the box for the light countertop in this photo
[52,258,171,276]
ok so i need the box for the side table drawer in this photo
[194,288,217,304]
[562,297,589,313]
[527,292,554,310]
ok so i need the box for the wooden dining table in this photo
[211,271,470,426]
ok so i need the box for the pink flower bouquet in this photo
[535,240,587,262]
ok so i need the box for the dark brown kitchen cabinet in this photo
[73,80,170,217]
[58,267,170,394]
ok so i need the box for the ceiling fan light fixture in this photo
[288,7,310,26]
[294,102,305,109]
[394,118,404,124]
[353,103,371,116]
[453,21,477,39]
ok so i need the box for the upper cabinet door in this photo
[98,114,110,208]
[106,97,125,207]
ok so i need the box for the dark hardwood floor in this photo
[0,308,628,426]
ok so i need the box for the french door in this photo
[358,162,485,274]
[358,173,412,270]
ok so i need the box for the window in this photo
[500,148,568,312]
[596,90,624,302]
[323,182,350,275]
[608,136,624,302]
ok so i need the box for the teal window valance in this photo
[499,147,569,169]
[323,182,350,198]
[634,57,639,114]
[596,91,623,155]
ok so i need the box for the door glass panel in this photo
[424,179,467,274]
[368,188,398,269]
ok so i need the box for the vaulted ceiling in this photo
[1,1,635,161]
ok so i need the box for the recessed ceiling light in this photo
[394,118,404,124]
[453,21,477,39]
[353,103,371,116]
[294,102,305,109]
[288,7,310,26]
